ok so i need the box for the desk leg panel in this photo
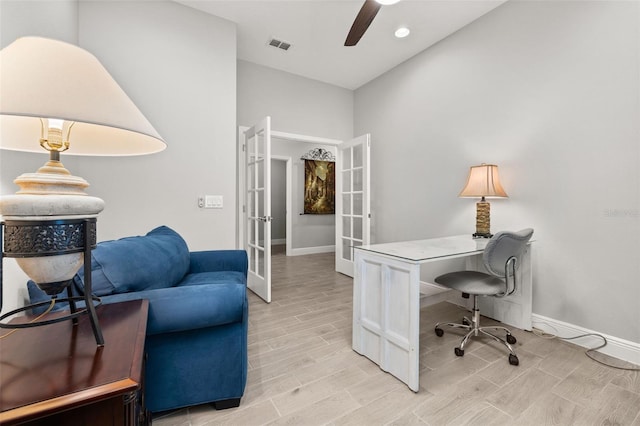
[353,251,420,392]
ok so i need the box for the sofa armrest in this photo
[100,283,247,336]
[189,250,248,277]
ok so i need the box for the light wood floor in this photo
[154,249,640,426]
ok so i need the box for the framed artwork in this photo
[302,149,335,214]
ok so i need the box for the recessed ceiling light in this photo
[394,27,410,38]
[376,0,401,5]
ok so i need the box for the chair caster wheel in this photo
[506,334,517,345]
[462,318,471,326]
[454,347,464,357]
[509,354,519,366]
[435,327,444,337]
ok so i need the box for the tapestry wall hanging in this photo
[302,148,336,215]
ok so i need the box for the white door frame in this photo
[237,126,342,256]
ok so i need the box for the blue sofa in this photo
[28,226,249,413]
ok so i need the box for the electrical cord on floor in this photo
[532,323,640,372]
[0,298,56,340]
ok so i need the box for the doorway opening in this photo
[238,121,370,303]
[270,156,290,256]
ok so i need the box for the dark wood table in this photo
[0,299,149,425]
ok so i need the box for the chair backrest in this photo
[483,228,534,277]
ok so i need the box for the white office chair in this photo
[434,228,534,366]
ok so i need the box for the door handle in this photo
[258,216,272,222]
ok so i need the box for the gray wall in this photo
[354,1,640,343]
[0,0,80,313]
[238,60,353,251]
[1,0,237,311]
[237,60,353,141]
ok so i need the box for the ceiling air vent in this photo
[267,37,291,51]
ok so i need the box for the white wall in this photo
[1,0,237,313]
[354,1,640,343]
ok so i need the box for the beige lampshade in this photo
[0,36,166,156]
[459,164,508,198]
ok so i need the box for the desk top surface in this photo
[356,235,490,262]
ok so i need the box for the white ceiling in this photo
[176,0,507,90]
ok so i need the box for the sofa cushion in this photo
[74,226,190,296]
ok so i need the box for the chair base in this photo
[435,299,519,366]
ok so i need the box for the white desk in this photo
[352,235,533,392]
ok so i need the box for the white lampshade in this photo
[459,164,508,198]
[0,37,166,298]
[0,36,166,156]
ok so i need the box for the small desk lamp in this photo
[0,37,166,344]
[459,163,508,238]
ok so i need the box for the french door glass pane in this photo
[257,159,264,189]
[353,217,363,240]
[343,217,351,238]
[343,147,351,171]
[258,246,265,278]
[342,170,351,192]
[353,193,363,215]
[257,132,264,158]
[342,238,352,261]
[353,144,363,168]
[342,194,351,214]
[353,169,363,192]
[249,219,256,245]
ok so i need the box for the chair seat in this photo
[435,270,506,296]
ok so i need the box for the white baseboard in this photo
[271,239,286,245]
[288,245,335,256]
[532,313,640,366]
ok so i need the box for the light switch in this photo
[205,195,223,209]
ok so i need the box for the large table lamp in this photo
[0,37,166,344]
[459,163,508,238]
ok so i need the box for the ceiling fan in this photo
[344,0,401,47]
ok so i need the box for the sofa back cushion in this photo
[74,226,190,296]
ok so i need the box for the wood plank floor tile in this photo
[332,387,425,426]
[413,375,499,425]
[552,357,620,407]
[513,392,592,425]
[446,402,513,426]
[419,353,490,395]
[266,390,359,426]
[271,367,369,416]
[485,367,560,417]
[587,382,640,425]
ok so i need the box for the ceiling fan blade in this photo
[344,0,382,46]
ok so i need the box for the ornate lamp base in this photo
[0,218,104,346]
[474,199,493,239]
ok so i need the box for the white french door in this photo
[244,117,272,303]
[335,134,371,277]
